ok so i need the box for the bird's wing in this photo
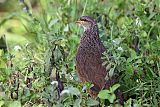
[76,44,107,90]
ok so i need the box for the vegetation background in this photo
[0,0,160,107]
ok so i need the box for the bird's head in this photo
[76,16,97,31]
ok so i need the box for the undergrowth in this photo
[0,0,160,107]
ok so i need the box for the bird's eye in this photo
[80,18,87,21]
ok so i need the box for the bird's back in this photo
[76,30,112,92]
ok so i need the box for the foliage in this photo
[0,0,160,106]
[98,84,120,105]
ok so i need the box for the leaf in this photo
[156,0,160,8]
[98,90,110,99]
[98,90,116,103]
[135,59,142,64]
[64,24,69,32]
[148,12,156,20]
[114,104,122,107]
[124,98,132,107]
[106,63,112,71]
[68,87,80,96]
[37,104,43,107]
[0,58,6,68]
[130,49,137,60]
[73,99,82,107]
[54,48,62,61]
[48,19,59,29]
[112,38,124,45]
[141,31,147,37]
[86,98,99,106]
[0,101,4,107]
[0,13,17,26]
[54,103,63,107]
[8,101,21,107]
[126,65,133,75]
[109,67,115,77]
[127,58,132,63]
[0,50,3,56]
[102,61,108,66]
[108,93,116,103]
[149,60,154,64]
[111,84,120,92]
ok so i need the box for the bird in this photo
[75,16,122,103]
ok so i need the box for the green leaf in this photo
[0,59,6,68]
[64,24,69,32]
[86,98,99,106]
[109,67,115,78]
[156,0,160,8]
[108,93,116,103]
[124,98,132,107]
[111,84,120,92]
[130,49,137,60]
[98,89,116,103]
[0,101,4,107]
[54,48,62,61]
[0,50,3,56]
[114,104,122,107]
[102,61,108,66]
[141,31,147,37]
[37,104,43,107]
[73,99,81,107]
[109,104,121,107]
[126,65,133,75]
[106,63,112,71]
[127,58,132,63]
[68,87,80,96]
[48,19,59,29]
[98,90,110,99]
[53,103,63,107]
[112,38,124,45]
[8,101,21,107]
[135,59,142,64]
[148,12,156,20]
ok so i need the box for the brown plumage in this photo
[75,16,122,102]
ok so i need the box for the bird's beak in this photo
[76,19,82,24]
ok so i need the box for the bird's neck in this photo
[83,24,99,39]
[80,24,101,48]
